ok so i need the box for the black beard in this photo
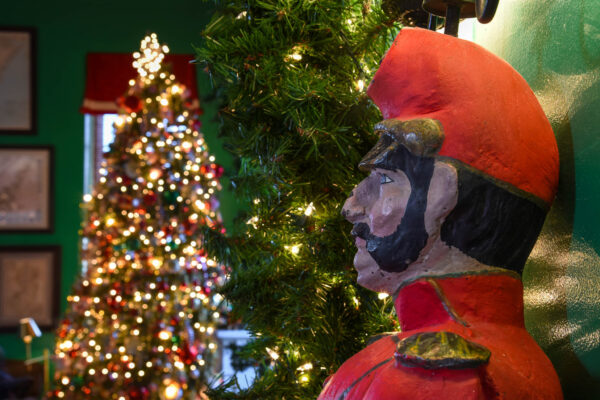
[352,211,429,273]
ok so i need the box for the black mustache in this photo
[351,223,370,240]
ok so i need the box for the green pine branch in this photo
[196,1,403,398]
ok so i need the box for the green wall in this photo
[475,2,600,398]
[0,1,234,361]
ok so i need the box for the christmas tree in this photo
[51,34,228,400]
[194,1,410,398]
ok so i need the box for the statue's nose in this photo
[341,192,365,222]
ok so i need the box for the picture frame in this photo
[0,246,61,332]
[0,146,54,232]
[0,27,36,135]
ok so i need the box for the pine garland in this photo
[195,1,403,398]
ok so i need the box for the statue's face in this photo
[342,161,458,293]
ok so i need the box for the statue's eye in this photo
[380,174,393,185]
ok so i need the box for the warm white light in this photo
[164,380,181,400]
[59,340,73,351]
[159,330,172,340]
[266,347,280,360]
[149,169,161,180]
[181,141,192,152]
[378,292,389,300]
[304,202,315,216]
[297,362,313,371]
[134,34,167,78]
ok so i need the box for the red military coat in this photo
[318,273,563,400]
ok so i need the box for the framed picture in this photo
[0,146,53,232]
[0,27,36,134]
[0,246,60,331]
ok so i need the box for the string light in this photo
[297,362,313,372]
[163,379,181,400]
[304,202,315,216]
[132,34,168,78]
[266,347,280,360]
[356,79,365,91]
[286,244,301,255]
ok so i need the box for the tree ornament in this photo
[118,95,143,114]
[143,191,157,206]
[162,190,179,205]
[125,237,141,251]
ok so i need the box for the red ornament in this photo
[120,95,143,113]
[143,192,157,206]
[118,194,133,210]
[128,387,142,399]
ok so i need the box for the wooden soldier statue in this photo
[318,28,563,400]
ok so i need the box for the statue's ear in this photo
[424,161,458,235]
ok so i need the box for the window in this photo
[83,114,118,194]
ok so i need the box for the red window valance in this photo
[81,53,199,115]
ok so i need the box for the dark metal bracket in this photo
[422,0,500,37]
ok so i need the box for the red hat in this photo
[367,28,559,205]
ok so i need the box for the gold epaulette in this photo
[395,331,491,369]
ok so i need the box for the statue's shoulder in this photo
[394,330,490,370]
[319,331,493,400]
